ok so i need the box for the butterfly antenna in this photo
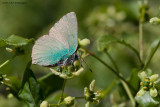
[80,58,93,72]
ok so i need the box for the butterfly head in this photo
[64,52,79,66]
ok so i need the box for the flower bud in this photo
[73,60,80,67]
[85,102,90,107]
[116,11,126,21]
[149,17,160,24]
[40,101,49,107]
[154,78,160,84]
[6,48,13,52]
[107,6,116,16]
[2,75,7,78]
[50,68,60,76]
[140,71,147,81]
[72,68,84,76]
[150,74,159,82]
[136,88,146,97]
[150,88,158,97]
[79,39,90,47]
[64,96,75,107]
[84,87,90,100]
[50,68,68,79]
[89,80,95,91]
[7,93,13,98]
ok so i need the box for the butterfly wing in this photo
[49,12,78,55]
[32,35,69,66]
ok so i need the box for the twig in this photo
[81,48,136,92]
[58,79,67,105]
[105,51,135,107]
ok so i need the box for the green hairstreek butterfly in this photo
[32,12,79,67]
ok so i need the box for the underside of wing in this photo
[49,12,78,55]
[32,35,69,66]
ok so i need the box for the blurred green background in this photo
[0,0,160,106]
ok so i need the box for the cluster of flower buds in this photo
[0,74,10,85]
[136,71,160,97]
[64,96,75,107]
[149,17,160,25]
[50,38,91,79]
[84,80,102,107]
[6,47,25,55]
[50,60,84,79]
[77,38,91,59]
[40,96,75,107]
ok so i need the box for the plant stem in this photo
[102,78,117,98]
[105,51,119,72]
[139,0,146,62]
[139,20,143,61]
[117,40,143,66]
[58,79,67,105]
[50,104,58,107]
[38,72,53,81]
[50,102,64,107]
[105,51,135,107]
[82,48,136,92]
[75,96,85,99]
[121,80,135,107]
[0,55,16,69]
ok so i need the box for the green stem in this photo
[50,102,64,107]
[58,79,67,105]
[82,48,136,92]
[139,0,146,63]
[139,20,143,61]
[102,78,117,98]
[105,51,135,107]
[50,104,58,107]
[105,51,119,72]
[38,72,53,81]
[121,80,135,107]
[75,96,85,99]
[117,40,143,66]
[0,55,16,69]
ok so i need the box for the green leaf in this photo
[143,39,160,70]
[38,72,63,98]
[6,35,34,46]
[2,76,21,98]
[19,63,43,107]
[135,92,159,107]
[0,35,34,48]
[97,35,142,64]
[0,39,7,47]
[97,35,118,52]
[128,68,140,94]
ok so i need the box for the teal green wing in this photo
[32,35,69,66]
[49,12,78,55]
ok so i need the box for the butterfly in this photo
[31,12,79,67]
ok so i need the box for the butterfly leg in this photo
[79,52,83,68]
[57,59,63,72]
[69,60,76,71]
[72,63,75,71]
[58,66,62,72]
